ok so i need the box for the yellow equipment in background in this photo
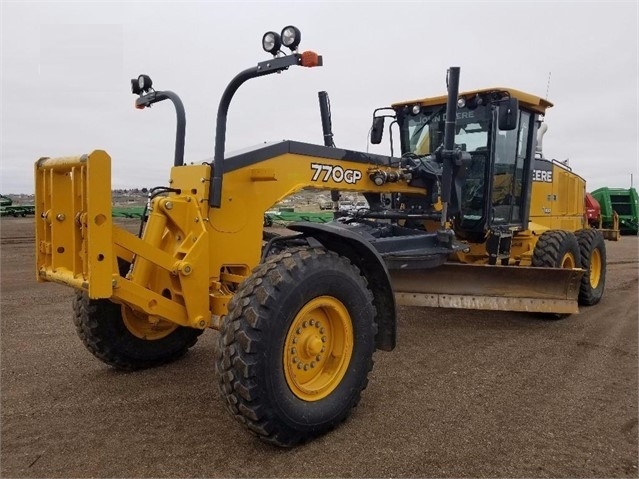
[34,27,605,447]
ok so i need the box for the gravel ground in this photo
[1,217,637,478]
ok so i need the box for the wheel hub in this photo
[561,252,576,269]
[283,296,353,401]
[305,335,323,356]
[121,305,178,340]
[589,248,602,287]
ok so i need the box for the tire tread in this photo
[73,292,201,371]
[575,229,606,305]
[216,246,376,447]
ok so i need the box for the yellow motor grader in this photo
[35,27,605,446]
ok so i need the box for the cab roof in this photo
[392,87,553,115]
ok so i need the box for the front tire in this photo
[73,292,202,371]
[532,230,581,269]
[575,229,606,305]
[216,247,376,447]
[531,230,582,319]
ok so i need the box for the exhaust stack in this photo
[536,122,548,157]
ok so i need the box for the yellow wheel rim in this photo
[283,296,353,401]
[589,248,602,288]
[121,306,178,340]
[561,252,576,269]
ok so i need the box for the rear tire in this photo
[531,230,581,319]
[216,247,376,447]
[73,292,202,371]
[575,229,606,305]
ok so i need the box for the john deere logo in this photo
[532,169,553,183]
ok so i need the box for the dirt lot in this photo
[1,217,637,478]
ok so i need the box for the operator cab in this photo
[391,88,552,239]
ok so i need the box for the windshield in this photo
[403,105,490,155]
[402,104,493,227]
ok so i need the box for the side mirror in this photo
[370,117,385,144]
[498,97,519,131]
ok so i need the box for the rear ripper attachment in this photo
[35,151,213,331]
[35,152,114,298]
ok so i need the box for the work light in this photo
[281,25,301,50]
[138,74,153,92]
[457,97,466,108]
[130,78,142,95]
[131,74,153,95]
[262,31,281,54]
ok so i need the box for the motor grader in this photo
[34,26,605,447]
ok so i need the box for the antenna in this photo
[545,71,552,100]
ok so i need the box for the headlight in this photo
[281,25,301,50]
[262,31,281,54]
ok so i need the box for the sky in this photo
[1,1,638,194]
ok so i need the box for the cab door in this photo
[490,109,534,228]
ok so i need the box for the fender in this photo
[287,221,396,351]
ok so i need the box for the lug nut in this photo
[304,364,309,371]
[319,327,325,334]
[296,327,302,334]
[309,319,315,326]
[310,362,315,368]
[316,355,321,361]
[321,336,327,343]
[303,321,308,328]
[291,347,297,354]
[297,363,303,369]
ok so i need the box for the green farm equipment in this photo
[591,187,639,235]
[0,194,35,217]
